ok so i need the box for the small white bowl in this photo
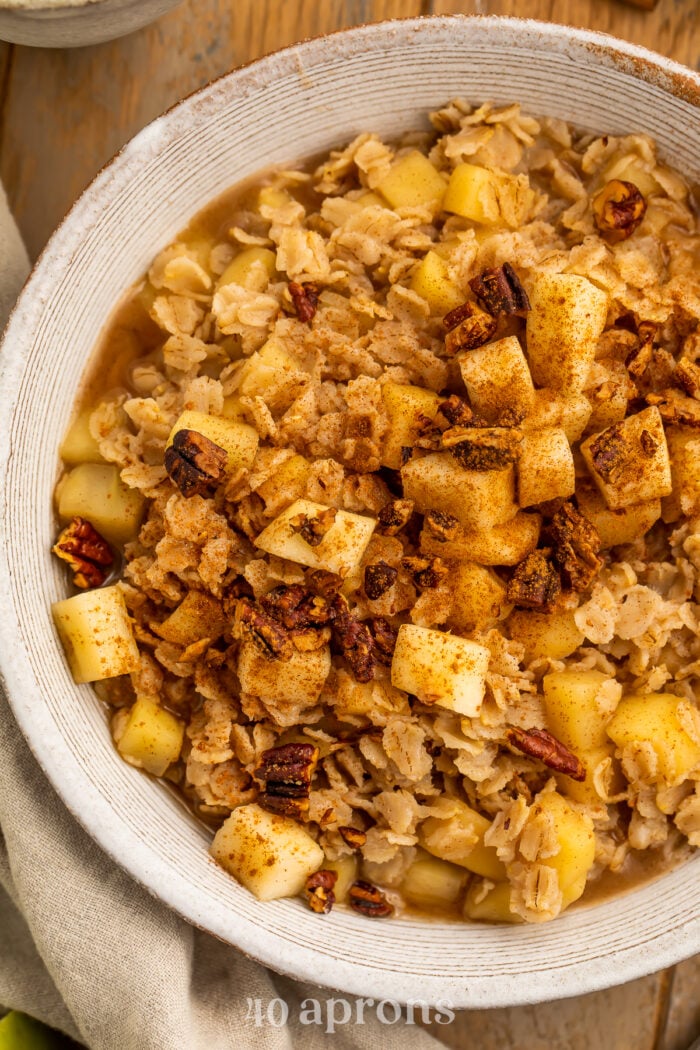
[1,16,699,1008]
[0,0,183,48]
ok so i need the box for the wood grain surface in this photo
[0,1,698,1047]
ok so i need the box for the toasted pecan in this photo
[423,509,460,543]
[289,281,320,324]
[254,742,320,819]
[260,584,336,629]
[338,826,368,850]
[164,429,227,498]
[306,569,344,599]
[331,595,376,683]
[402,555,449,590]
[438,394,478,428]
[368,617,398,665]
[305,869,337,914]
[443,301,498,356]
[364,561,398,601]
[625,320,657,379]
[377,498,415,535]
[289,507,337,546]
[592,180,647,242]
[446,426,522,471]
[543,502,602,593]
[469,262,530,316]
[349,880,394,918]
[52,517,114,589]
[508,726,585,782]
[234,597,294,660]
[675,358,700,400]
[646,390,700,427]
[587,423,630,482]
[506,550,561,611]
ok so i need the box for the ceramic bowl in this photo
[0,0,183,48]
[1,16,699,1009]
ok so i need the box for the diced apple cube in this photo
[526,274,609,393]
[447,563,508,632]
[534,791,595,910]
[238,638,331,708]
[420,511,541,566]
[58,463,144,545]
[376,150,446,213]
[402,452,517,531]
[167,410,259,474]
[664,427,700,520]
[576,483,660,548]
[543,669,621,751]
[210,803,324,901]
[401,853,468,911]
[508,609,584,663]
[391,624,489,717]
[517,428,575,508]
[458,336,535,422]
[580,406,672,509]
[254,454,311,515]
[216,247,277,292]
[52,585,140,684]
[116,696,185,776]
[151,591,227,646]
[381,382,442,470]
[563,744,622,808]
[607,693,700,784]
[443,163,536,227]
[464,881,523,923]
[254,498,375,577]
[410,250,464,316]
[419,799,505,879]
[59,408,105,465]
[524,388,592,443]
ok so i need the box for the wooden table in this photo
[0,1,698,1047]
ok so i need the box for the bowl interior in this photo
[1,16,699,1008]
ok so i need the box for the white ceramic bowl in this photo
[1,16,699,1009]
[0,0,183,48]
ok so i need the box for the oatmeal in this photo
[51,100,700,924]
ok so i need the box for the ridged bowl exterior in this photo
[0,16,698,1007]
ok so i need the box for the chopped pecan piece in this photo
[469,262,530,316]
[306,569,344,599]
[438,394,478,428]
[592,180,647,242]
[164,429,227,498]
[331,595,376,683]
[52,517,114,589]
[305,869,337,914]
[446,426,522,471]
[349,880,394,918]
[364,561,398,601]
[674,359,700,400]
[423,509,460,543]
[289,280,320,324]
[260,584,336,629]
[339,826,367,850]
[443,301,498,356]
[508,726,585,782]
[587,423,630,482]
[254,742,320,819]
[544,502,602,593]
[646,390,700,427]
[368,617,398,665]
[412,413,442,451]
[289,507,337,546]
[625,320,657,379]
[639,429,658,456]
[402,555,449,589]
[506,550,561,611]
[234,597,293,660]
[377,497,414,535]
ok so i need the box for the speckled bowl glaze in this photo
[0,17,699,1008]
[0,0,183,48]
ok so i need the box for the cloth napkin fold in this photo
[0,188,442,1050]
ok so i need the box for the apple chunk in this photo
[402,452,517,531]
[210,803,323,901]
[167,409,258,473]
[116,697,184,776]
[254,498,376,577]
[391,624,489,717]
[52,585,139,684]
[526,273,609,394]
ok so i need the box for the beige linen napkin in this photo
[0,190,443,1050]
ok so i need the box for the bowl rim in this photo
[1,14,699,1009]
